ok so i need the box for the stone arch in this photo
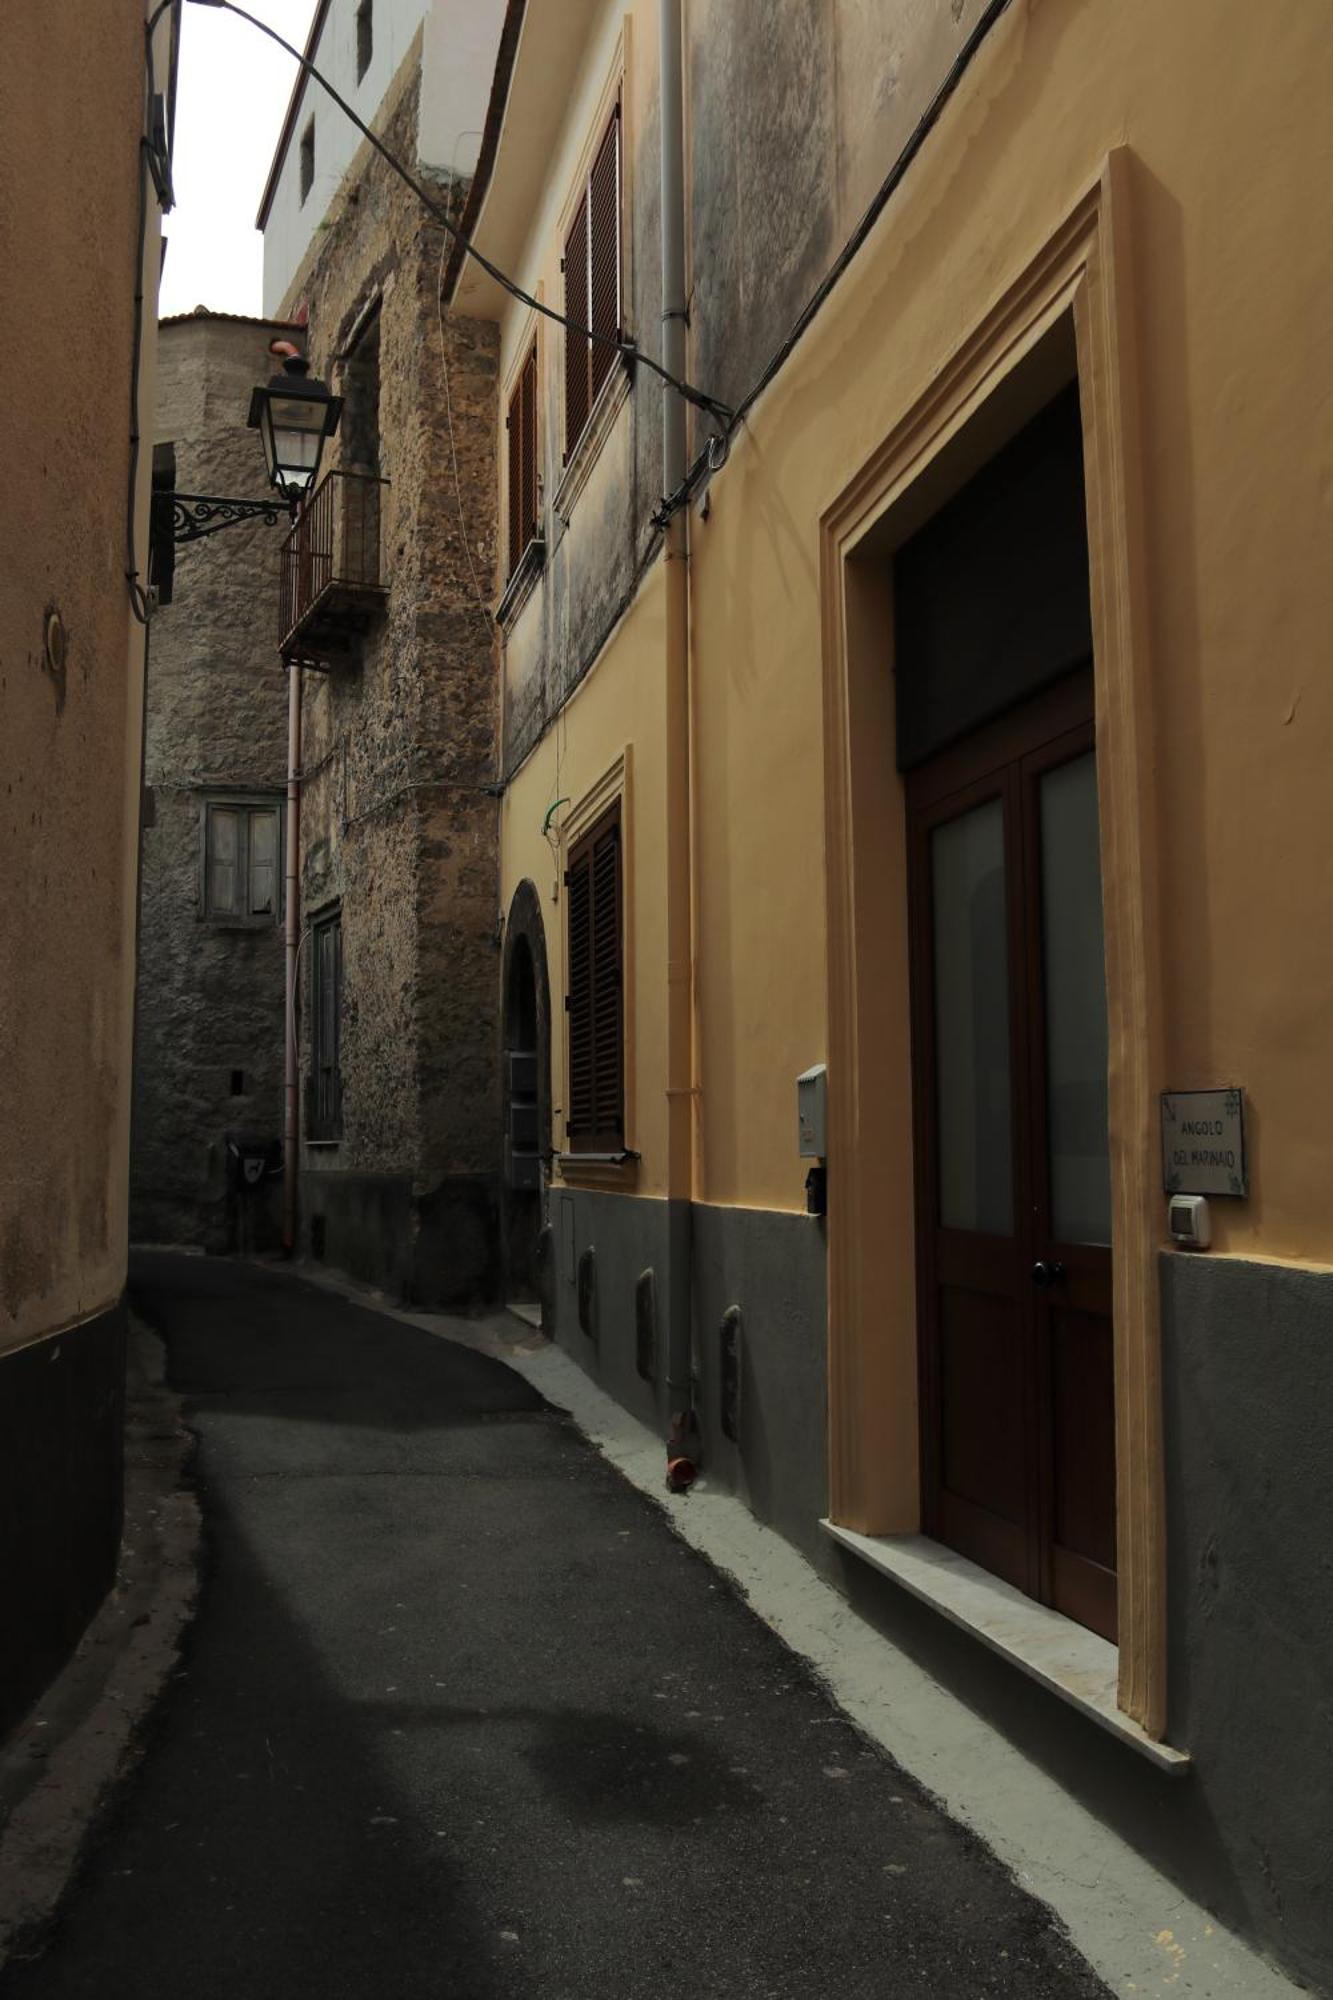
[500,880,552,1308]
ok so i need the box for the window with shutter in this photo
[565,802,623,1152]
[203,799,282,923]
[247,808,278,916]
[311,908,342,1140]
[506,341,539,575]
[207,806,240,916]
[563,194,590,458]
[563,102,621,460]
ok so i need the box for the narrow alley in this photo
[1,1256,1106,2000]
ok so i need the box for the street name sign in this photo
[1161,1088,1247,1197]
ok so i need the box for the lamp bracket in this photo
[163,492,295,545]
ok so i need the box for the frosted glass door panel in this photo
[932,800,1013,1235]
[1040,752,1111,1245]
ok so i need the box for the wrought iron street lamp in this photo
[246,350,343,502]
[156,344,345,568]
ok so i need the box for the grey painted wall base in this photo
[544,1194,1333,1992]
[300,1168,499,1310]
[1162,1249,1333,1992]
[547,1187,829,1564]
[0,1303,125,1739]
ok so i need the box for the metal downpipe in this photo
[660,0,697,1490]
[282,659,302,1254]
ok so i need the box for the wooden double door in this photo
[908,670,1117,1641]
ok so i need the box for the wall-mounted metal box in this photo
[797,1064,827,1158]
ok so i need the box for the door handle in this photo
[1030,1260,1066,1289]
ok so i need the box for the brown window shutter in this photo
[506,377,523,572]
[519,345,537,549]
[566,839,595,1138]
[588,108,621,407]
[566,802,623,1151]
[590,810,623,1141]
[564,194,590,457]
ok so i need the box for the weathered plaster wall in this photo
[487,0,665,776]
[685,0,990,427]
[499,563,669,1191]
[131,315,294,1250]
[0,1,157,1347]
[0,0,164,1731]
[279,67,503,1306]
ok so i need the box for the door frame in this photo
[819,153,1167,1734]
[907,674,1119,1643]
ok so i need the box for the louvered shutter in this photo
[588,108,621,406]
[566,803,623,1151]
[590,812,623,1141]
[208,806,240,916]
[566,840,595,1138]
[248,807,278,916]
[506,375,522,571]
[563,195,590,457]
[519,346,537,549]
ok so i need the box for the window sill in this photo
[304,1137,341,1150]
[820,1522,1189,1774]
[552,357,632,526]
[554,1148,639,1191]
[497,533,546,629]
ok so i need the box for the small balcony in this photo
[278,469,388,663]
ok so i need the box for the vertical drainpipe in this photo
[282,659,302,1254]
[661,0,698,1487]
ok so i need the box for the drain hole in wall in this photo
[577,1246,598,1346]
[230,1070,245,1096]
[720,1305,743,1444]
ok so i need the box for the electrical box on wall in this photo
[1168,1194,1211,1250]
[797,1064,827,1159]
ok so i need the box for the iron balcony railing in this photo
[279,468,388,659]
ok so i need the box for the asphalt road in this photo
[3,1254,1108,1999]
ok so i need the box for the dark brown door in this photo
[908,670,1117,1641]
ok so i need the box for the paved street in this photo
[3,1255,1107,1999]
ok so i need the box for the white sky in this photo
[159,0,319,319]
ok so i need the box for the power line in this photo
[182,0,731,421]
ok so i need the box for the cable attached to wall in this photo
[179,0,731,422]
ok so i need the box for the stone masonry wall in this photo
[131,315,296,1250]
[280,60,502,1305]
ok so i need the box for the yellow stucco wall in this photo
[0,4,160,1349]
[503,563,669,1194]
[497,0,1333,1261]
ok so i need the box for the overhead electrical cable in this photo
[173,0,731,420]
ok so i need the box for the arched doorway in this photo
[501,882,552,1311]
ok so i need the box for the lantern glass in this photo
[248,358,342,500]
